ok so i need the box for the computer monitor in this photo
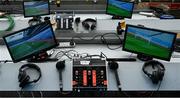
[23,0,50,17]
[122,24,177,61]
[106,0,134,19]
[23,0,50,25]
[3,22,58,63]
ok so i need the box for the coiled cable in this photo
[0,14,15,33]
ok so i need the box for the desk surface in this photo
[1,14,180,45]
[0,44,180,91]
[1,14,180,32]
[1,61,180,91]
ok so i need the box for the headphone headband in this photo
[19,63,41,83]
[82,18,97,23]
[143,60,165,75]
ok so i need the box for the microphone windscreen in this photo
[56,60,65,70]
[108,61,119,70]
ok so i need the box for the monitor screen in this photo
[23,0,50,17]
[3,22,58,62]
[123,24,177,61]
[106,0,134,19]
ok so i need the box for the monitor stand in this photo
[137,54,153,61]
[28,16,42,26]
[27,51,58,62]
[112,16,124,20]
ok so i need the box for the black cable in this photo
[0,60,13,63]
[149,80,163,97]
[55,50,79,59]
[100,52,107,59]
[157,81,162,91]
[55,51,73,59]
[16,91,21,98]
[55,50,92,60]
[54,50,107,60]
[71,33,122,50]
[155,80,163,97]
[101,33,122,50]
[71,34,102,42]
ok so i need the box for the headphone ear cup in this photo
[158,69,164,81]
[91,24,96,30]
[83,22,90,30]
[151,71,159,84]
[19,76,30,88]
[18,71,26,82]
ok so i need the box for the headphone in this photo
[18,63,41,88]
[82,18,97,30]
[142,60,165,84]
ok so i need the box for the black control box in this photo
[73,59,107,92]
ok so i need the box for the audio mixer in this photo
[72,59,108,92]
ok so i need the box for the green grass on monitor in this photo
[25,8,45,16]
[124,33,170,58]
[10,41,51,60]
[107,4,131,17]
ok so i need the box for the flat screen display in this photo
[23,0,50,17]
[123,24,177,61]
[106,0,134,18]
[3,22,58,62]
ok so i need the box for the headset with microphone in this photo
[142,60,165,84]
[56,60,65,91]
[18,63,41,88]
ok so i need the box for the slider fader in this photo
[72,59,108,92]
